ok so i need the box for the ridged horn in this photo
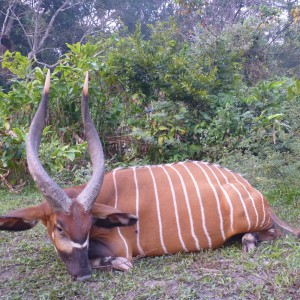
[26,70,72,212]
[76,72,105,211]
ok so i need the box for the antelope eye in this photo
[56,225,63,233]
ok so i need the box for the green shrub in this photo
[1,20,300,187]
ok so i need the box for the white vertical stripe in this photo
[159,165,189,252]
[228,183,251,230]
[112,169,129,259]
[221,168,260,228]
[209,164,252,230]
[257,191,266,227]
[132,167,144,255]
[193,162,226,241]
[179,162,212,248]
[204,164,235,233]
[147,166,168,254]
[168,164,201,251]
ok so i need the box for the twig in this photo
[37,1,81,51]
[268,21,294,46]
[0,170,26,194]
[0,169,12,190]
[32,56,61,69]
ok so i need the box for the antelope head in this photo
[0,71,137,281]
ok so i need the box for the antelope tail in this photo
[270,208,300,238]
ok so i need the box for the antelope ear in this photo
[93,213,138,228]
[0,216,38,231]
[91,203,137,228]
[0,203,46,231]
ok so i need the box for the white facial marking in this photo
[70,238,89,249]
[52,229,89,253]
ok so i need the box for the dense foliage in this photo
[1,2,300,193]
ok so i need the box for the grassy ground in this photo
[0,184,299,300]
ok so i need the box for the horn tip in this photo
[44,69,50,95]
[83,71,89,97]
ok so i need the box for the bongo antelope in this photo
[1,71,299,281]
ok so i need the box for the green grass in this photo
[0,187,299,300]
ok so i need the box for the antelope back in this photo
[96,161,273,257]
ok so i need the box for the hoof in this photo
[111,257,133,271]
[242,233,258,252]
[90,256,133,271]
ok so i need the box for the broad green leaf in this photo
[287,86,294,101]
[12,128,25,141]
[268,81,284,89]
[295,80,300,95]
[64,152,76,161]
[158,126,168,131]
[158,136,164,145]
[266,114,284,121]
[43,126,52,135]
